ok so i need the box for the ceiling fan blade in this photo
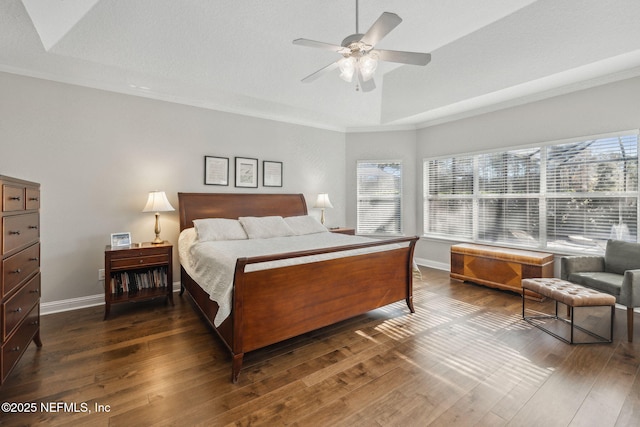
[360,12,402,46]
[357,70,376,92]
[301,61,340,83]
[293,38,348,53]
[374,49,431,66]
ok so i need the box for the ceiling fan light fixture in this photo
[338,57,356,82]
[359,55,378,81]
[294,0,431,91]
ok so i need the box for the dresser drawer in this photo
[1,304,39,382]
[108,246,169,259]
[111,254,169,270]
[25,188,40,210]
[2,185,24,212]
[2,243,40,298]
[2,273,40,341]
[2,213,39,255]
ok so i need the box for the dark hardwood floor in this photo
[1,267,639,426]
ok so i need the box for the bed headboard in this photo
[178,193,308,230]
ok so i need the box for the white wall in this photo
[0,72,346,304]
[4,71,640,307]
[345,130,417,236]
[415,75,640,267]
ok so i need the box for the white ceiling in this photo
[2,0,640,132]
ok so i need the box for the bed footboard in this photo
[229,236,418,382]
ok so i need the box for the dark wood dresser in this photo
[1,175,41,386]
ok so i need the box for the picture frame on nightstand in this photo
[110,232,132,248]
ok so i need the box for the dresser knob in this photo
[29,225,38,230]
[12,268,22,274]
[9,196,21,201]
[31,320,39,325]
[15,307,22,313]
[30,257,39,261]
[9,230,20,235]
[29,197,39,201]
[29,289,39,294]
[11,346,20,352]
[139,259,144,264]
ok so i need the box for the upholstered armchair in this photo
[561,239,640,342]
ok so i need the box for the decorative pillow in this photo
[284,215,328,235]
[193,218,248,241]
[239,216,295,239]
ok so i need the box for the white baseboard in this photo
[414,257,448,272]
[41,282,182,316]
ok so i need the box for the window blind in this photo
[424,156,473,239]
[546,135,638,250]
[357,161,402,235]
[424,131,639,253]
[476,148,541,245]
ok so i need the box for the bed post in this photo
[231,258,248,383]
[231,354,244,383]
[406,238,418,313]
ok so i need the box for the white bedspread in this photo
[178,229,409,326]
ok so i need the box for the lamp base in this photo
[152,213,163,244]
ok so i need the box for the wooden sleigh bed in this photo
[178,192,418,382]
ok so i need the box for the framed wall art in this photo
[204,156,229,186]
[263,160,283,187]
[235,157,258,188]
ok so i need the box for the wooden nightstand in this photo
[329,227,355,235]
[104,241,173,319]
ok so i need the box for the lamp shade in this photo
[313,193,333,209]
[142,191,175,213]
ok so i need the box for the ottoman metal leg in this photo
[522,295,614,344]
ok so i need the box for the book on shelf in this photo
[110,266,168,294]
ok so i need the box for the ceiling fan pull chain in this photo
[355,0,359,33]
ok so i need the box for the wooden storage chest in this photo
[450,243,554,300]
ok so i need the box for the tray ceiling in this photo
[2,0,640,131]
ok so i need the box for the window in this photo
[357,161,403,235]
[424,131,639,253]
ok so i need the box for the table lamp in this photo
[313,193,333,224]
[142,191,174,244]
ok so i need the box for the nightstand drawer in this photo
[2,243,40,298]
[110,254,169,270]
[2,213,39,255]
[2,273,40,341]
[108,246,169,260]
[2,185,24,212]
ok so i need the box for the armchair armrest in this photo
[621,269,640,306]
[561,256,605,280]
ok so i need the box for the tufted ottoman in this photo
[522,278,615,344]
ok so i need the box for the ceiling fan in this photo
[293,0,431,92]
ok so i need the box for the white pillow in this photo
[284,215,328,235]
[239,216,295,239]
[193,218,248,241]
